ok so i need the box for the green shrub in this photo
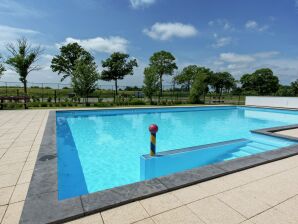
[40,102,48,107]
[29,102,40,107]
[94,102,112,107]
[47,97,52,102]
[129,99,146,105]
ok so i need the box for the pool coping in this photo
[20,107,298,224]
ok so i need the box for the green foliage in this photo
[148,51,177,96]
[6,38,42,94]
[189,74,207,104]
[0,55,5,77]
[101,52,138,95]
[210,72,235,94]
[51,42,94,81]
[240,68,279,95]
[175,65,213,92]
[143,66,159,103]
[276,85,294,96]
[128,99,146,105]
[290,79,298,96]
[72,59,99,99]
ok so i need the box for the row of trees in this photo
[0,38,298,103]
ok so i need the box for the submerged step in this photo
[246,142,276,151]
[231,150,252,157]
[239,146,265,154]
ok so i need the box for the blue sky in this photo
[0,0,298,86]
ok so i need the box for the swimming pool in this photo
[56,106,298,199]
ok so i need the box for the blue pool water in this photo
[57,106,298,199]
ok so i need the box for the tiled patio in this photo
[1,109,298,224]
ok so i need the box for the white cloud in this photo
[212,51,298,84]
[57,36,129,53]
[143,22,198,41]
[0,0,41,17]
[220,53,255,63]
[245,20,269,32]
[212,36,232,48]
[0,25,40,50]
[219,51,279,64]
[130,0,156,9]
[254,51,279,58]
[245,20,258,29]
[296,0,298,7]
[208,19,234,31]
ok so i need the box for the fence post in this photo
[58,84,60,102]
[54,90,57,103]
[41,83,44,102]
[5,82,7,96]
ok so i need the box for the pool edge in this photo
[20,107,298,224]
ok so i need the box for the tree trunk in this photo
[115,79,118,96]
[159,74,162,100]
[23,80,27,95]
[23,79,28,109]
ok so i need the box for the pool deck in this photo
[1,108,298,223]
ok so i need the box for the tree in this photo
[174,65,198,91]
[189,74,208,104]
[0,55,5,78]
[6,38,43,94]
[101,52,138,95]
[175,65,213,93]
[240,68,279,95]
[143,67,159,103]
[51,42,94,81]
[276,85,294,96]
[72,59,99,103]
[148,51,177,98]
[290,79,298,96]
[210,72,236,100]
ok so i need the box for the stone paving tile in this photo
[249,207,296,224]
[0,205,7,222]
[198,170,252,195]
[152,206,205,224]
[240,220,254,224]
[140,193,183,216]
[0,187,14,206]
[134,218,156,224]
[240,170,298,206]
[10,183,30,203]
[101,201,149,224]
[0,173,19,188]
[67,213,103,224]
[0,162,24,175]
[1,201,24,224]
[274,195,298,222]
[188,196,246,224]
[216,187,271,218]
[17,170,33,184]
[170,184,210,204]
[22,160,36,171]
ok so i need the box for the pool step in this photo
[213,136,293,163]
[246,142,276,151]
[231,150,251,157]
[250,138,290,148]
[221,140,281,161]
[239,146,265,154]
